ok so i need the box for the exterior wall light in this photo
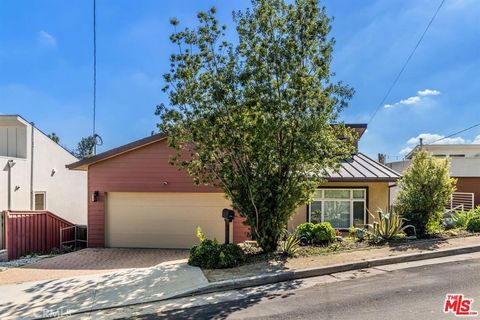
[92,191,99,202]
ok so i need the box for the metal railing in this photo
[60,225,87,250]
[447,192,474,211]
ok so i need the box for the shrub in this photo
[315,222,336,243]
[188,227,245,269]
[296,222,316,244]
[348,227,356,237]
[395,150,456,237]
[467,216,480,233]
[451,210,477,229]
[296,222,336,244]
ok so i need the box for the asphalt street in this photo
[135,256,480,319]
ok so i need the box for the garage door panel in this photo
[106,192,231,248]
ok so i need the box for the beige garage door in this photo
[106,192,232,248]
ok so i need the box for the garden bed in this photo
[202,232,480,282]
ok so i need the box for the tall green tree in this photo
[73,136,97,160]
[395,150,456,237]
[157,0,356,252]
[47,132,60,143]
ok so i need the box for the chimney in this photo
[378,153,385,164]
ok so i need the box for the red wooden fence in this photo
[2,210,75,260]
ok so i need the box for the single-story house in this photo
[67,123,400,248]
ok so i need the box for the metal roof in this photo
[324,153,401,182]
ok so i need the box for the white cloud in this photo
[399,96,421,105]
[37,31,57,47]
[398,132,476,155]
[399,147,413,155]
[417,89,440,96]
[406,133,465,146]
[384,89,440,109]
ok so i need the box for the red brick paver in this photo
[0,248,189,285]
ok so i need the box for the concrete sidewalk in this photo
[0,260,206,320]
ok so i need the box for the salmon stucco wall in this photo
[87,139,220,247]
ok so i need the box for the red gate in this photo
[2,210,75,260]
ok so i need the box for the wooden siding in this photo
[88,139,220,247]
[3,211,75,260]
[454,177,480,207]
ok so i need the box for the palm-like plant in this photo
[281,229,301,257]
[368,209,415,240]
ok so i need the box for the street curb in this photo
[57,242,480,319]
[172,243,480,298]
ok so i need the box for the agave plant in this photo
[281,229,301,257]
[368,209,415,241]
[451,209,477,228]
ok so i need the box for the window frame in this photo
[34,191,47,211]
[308,188,367,229]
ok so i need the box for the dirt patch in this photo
[203,234,480,282]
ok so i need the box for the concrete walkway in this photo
[0,260,206,320]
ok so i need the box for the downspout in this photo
[30,123,35,210]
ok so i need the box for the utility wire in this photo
[93,0,97,154]
[426,122,480,145]
[367,0,445,125]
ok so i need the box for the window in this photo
[34,192,46,210]
[309,188,366,229]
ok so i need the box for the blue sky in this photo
[1,0,479,160]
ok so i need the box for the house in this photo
[67,123,400,249]
[386,144,479,208]
[0,115,87,247]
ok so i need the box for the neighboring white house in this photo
[0,115,87,241]
[386,144,480,208]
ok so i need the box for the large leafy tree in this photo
[157,0,356,252]
[395,150,456,237]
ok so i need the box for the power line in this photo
[367,0,445,125]
[93,0,97,154]
[427,122,480,145]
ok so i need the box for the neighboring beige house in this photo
[0,115,87,247]
[386,144,480,208]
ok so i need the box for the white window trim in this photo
[34,191,47,210]
[309,188,367,228]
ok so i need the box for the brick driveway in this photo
[0,248,189,285]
